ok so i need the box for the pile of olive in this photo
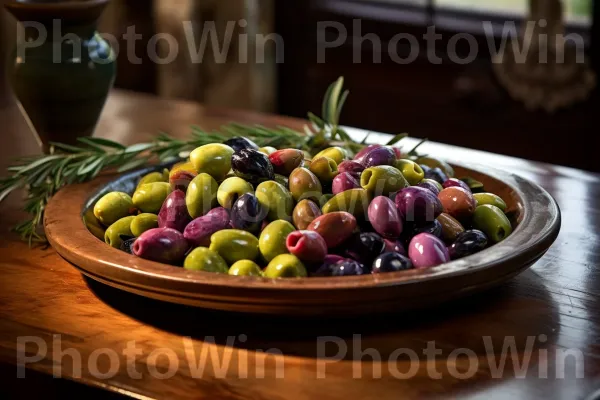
[92,137,513,278]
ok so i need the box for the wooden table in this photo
[1,89,600,400]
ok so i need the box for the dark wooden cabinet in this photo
[275,1,599,172]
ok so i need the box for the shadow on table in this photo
[85,268,558,361]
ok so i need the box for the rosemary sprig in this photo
[0,76,417,245]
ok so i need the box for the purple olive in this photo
[332,172,361,195]
[158,190,191,232]
[315,259,366,276]
[384,239,406,256]
[353,144,382,164]
[395,186,443,223]
[360,146,396,168]
[417,180,442,196]
[372,252,413,273]
[341,232,386,266]
[183,207,230,247]
[424,167,448,185]
[449,229,488,260]
[408,233,450,269]
[133,227,189,265]
[410,219,443,239]
[230,193,267,234]
[443,178,471,192]
[337,160,365,177]
[368,196,403,239]
[222,136,259,152]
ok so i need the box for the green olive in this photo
[360,165,409,195]
[255,181,294,221]
[104,216,135,248]
[137,170,169,188]
[217,177,254,209]
[394,159,425,185]
[132,182,172,214]
[264,254,307,278]
[259,220,295,262]
[258,146,277,155]
[229,260,263,276]
[472,205,512,243]
[274,174,289,189]
[93,191,135,226]
[289,167,323,202]
[321,188,370,218]
[209,229,259,264]
[459,177,485,194]
[186,173,218,218]
[190,143,234,181]
[130,213,159,237]
[416,156,455,177]
[473,193,507,212]
[184,247,229,273]
[292,199,322,230]
[83,208,105,240]
[309,157,338,183]
[313,147,348,165]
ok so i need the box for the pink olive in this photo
[408,233,450,269]
[368,196,403,239]
[158,190,191,232]
[286,230,328,262]
[332,172,361,195]
[133,227,189,265]
[183,207,230,247]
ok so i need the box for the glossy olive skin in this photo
[368,196,402,239]
[183,207,230,247]
[190,143,234,181]
[424,167,449,185]
[395,186,443,223]
[228,260,263,276]
[353,144,382,164]
[438,187,477,220]
[286,230,328,262]
[332,172,360,195]
[132,227,189,265]
[418,179,443,195]
[258,146,277,155]
[307,211,357,248]
[184,247,229,273]
[408,233,450,269]
[416,156,455,178]
[408,219,443,239]
[342,232,386,266]
[472,204,512,243]
[232,149,275,183]
[94,192,135,227]
[269,149,304,176]
[321,188,370,219]
[289,167,322,202]
[133,182,172,214]
[185,173,218,218]
[384,239,406,256]
[337,160,365,177]
[209,229,259,265]
[313,146,347,165]
[449,229,488,260]
[230,193,267,234]
[263,254,307,278]
[222,136,259,152]
[443,178,471,192]
[217,177,254,209]
[130,213,159,237]
[473,193,507,212]
[372,252,413,273]
[460,177,485,193]
[274,174,289,189]
[292,199,322,230]
[83,208,106,240]
[309,157,338,183]
[255,181,294,221]
[361,146,396,168]
[437,213,465,243]
[158,189,191,232]
[169,161,198,191]
[104,216,135,248]
[361,165,408,196]
[394,159,425,185]
[259,220,295,262]
[315,259,366,276]
[137,170,169,188]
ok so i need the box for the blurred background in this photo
[1,0,597,171]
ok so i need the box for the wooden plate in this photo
[44,162,560,316]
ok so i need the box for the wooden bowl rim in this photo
[44,161,561,297]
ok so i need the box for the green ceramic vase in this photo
[4,0,116,152]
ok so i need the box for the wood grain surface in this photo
[1,88,600,399]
